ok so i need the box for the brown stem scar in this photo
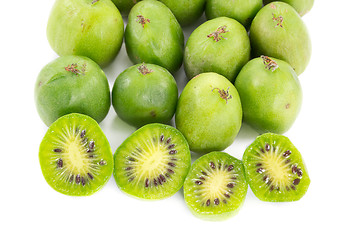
[91,0,100,4]
[207,26,229,42]
[64,63,86,75]
[272,13,284,28]
[136,15,150,28]
[212,87,232,104]
[261,55,278,72]
[137,64,153,75]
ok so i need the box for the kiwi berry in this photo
[39,113,113,196]
[184,152,248,221]
[113,123,191,200]
[242,133,310,202]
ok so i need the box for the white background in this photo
[1,0,359,239]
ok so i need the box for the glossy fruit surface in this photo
[112,63,178,127]
[175,72,242,153]
[35,55,110,126]
[234,56,302,134]
[47,0,124,67]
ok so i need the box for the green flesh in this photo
[243,133,310,202]
[125,0,184,73]
[47,0,124,67]
[175,72,242,153]
[234,56,302,134]
[263,0,314,16]
[184,152,248,221]
[113,123,191,200]
[35,56,110,126]
[184,17,250,82]
[206,0,263,28]
[112,63,178,127]
[39,113,113,196]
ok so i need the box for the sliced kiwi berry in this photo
[184,152,248,220]
[39,113,113,196]
[113,123,191,200]
[243,133,310,202]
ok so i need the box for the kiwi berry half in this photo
[242,133,310,202]
[113,123,191,200]
[39,113,113,196]
[184,152,248,221]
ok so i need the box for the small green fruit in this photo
[263,0,314,16]
[111,0,140,16]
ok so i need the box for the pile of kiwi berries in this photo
[36,0,313,220]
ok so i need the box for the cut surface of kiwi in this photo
[39,113,113,196]
[113,123,191,200]
[242,133,310,202]
[184,152,248,221]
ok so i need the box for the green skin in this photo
[175,72,242,153]
[234,56,302,134]
[39,113,113,196]
[125,0,184,73]
[250,2,311,75]
[263,0,314,16]
[35,56,110,126]
[112,63,178,127]
[205,0,263,28]
[113,123,191,200]
[159,0,206,26]
[242,133,310,202]
[47,0,124,67]
[184,17,250,83]
[184,152,248,221]
[111,0,140,16]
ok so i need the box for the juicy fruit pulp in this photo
[263,0,314,16]
[113,123,191,200]
[159,0,206,26]
[175,73,242,153]
[184,17,250,82]
[242,133,310,202]
[234,56,302,134]
[184,152,248,220]
[112,63,178,127]
[47,0,124,67]
[250,2,311,75]
[35,55,110,126]
[125,0,184,73]
[39,113,113,196]
[206,0,263,28]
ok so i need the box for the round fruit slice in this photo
[113,123,191,200]
[184,152,248,221]
[242,133,310,202]
[39,113,113,196]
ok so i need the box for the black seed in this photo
[256,168,265,173]
[291,185,296,190]
[87,149,93,153]
[199,176,205,180]
[293,178,300,185]
[214,198,220,205]
[170,158,177,161]
[89,141,95,149]
[292,165,298,174]
[99,160,106,165]
[87,173,94,180]
[128,157,136,162]
[80,130,86,138]
[53,148,62,153]
[256,163,262,167]
[136,147,142,153]
[168,162,176,167]
[210,162,216,169]
[265,143,270,151]
[125,167,133,171]
[231,177,237,180]
[81,177,86,186]
[227,183,234,188]
[285,159,291,164]
[297,169,303,177]
[224,193,230,198]
[283,150,292,157]
[263,175,269,182]
[223,199,227,204]
[269,185,274,192]
[206,199,210,206]
[168,144,175,149]
[195,181,203,185]
[160,135,164,142]
[165,173,170,178]
[158,177,163,185]
[76,175,81,184]
[159,174,166,183]
[145,178,149,187]
[57,159,63,168]
[169,150,177,155]
[69,175,74,183]
[167,168,174,174]
[227,165,234,171]
[260,148,265,153]
[201,171,208,176]
[154,179,158,186]
[129,176,135,182]
[88,154,95,158]
[166,138,171,144]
